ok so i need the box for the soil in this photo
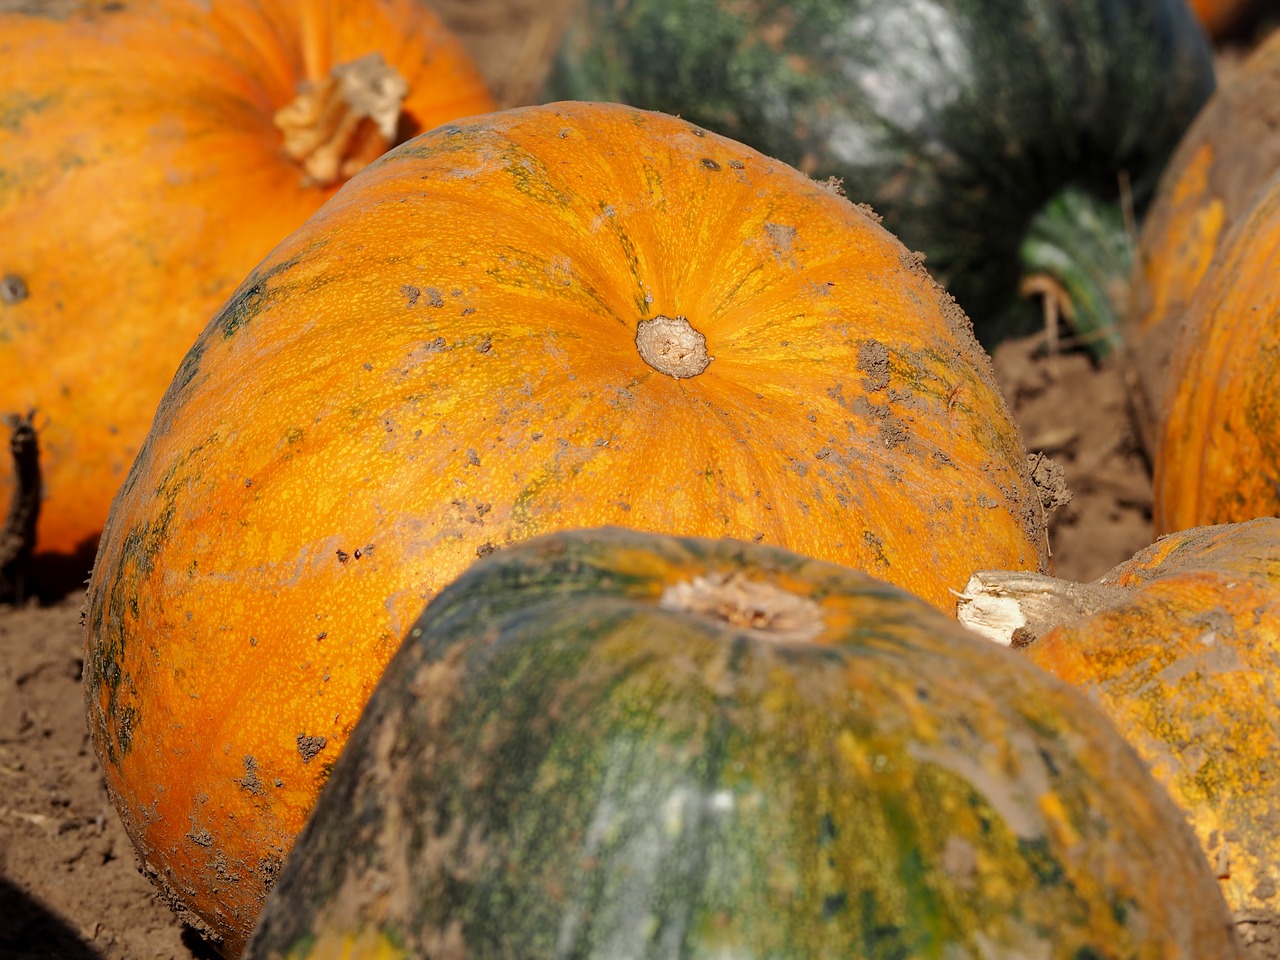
[1,3,1275,959]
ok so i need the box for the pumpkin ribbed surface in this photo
[546,0,1215,349]
[1024,518,1280,943]
[244,527,1241,960]
[0,0,494,562]
[1125,27,1280,456]
[1153,168,1280,535]
[83,101,1048,953]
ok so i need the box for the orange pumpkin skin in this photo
[83,102,1049,955]
[1025,518,1280,934]
[1152,168,1280,535]
[0,0,494,562]
[1187,0,1258,39]
[1125,27,1280,457]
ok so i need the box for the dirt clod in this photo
[0,274,28,304]
[295,735,328,764]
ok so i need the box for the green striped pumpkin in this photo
[244,528,1240,960]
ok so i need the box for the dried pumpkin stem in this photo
[275,52,409,187]
[1019,185,1131,361]
[954,570,1128,647]
[0,411,41,602]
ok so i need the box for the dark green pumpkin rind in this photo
[546,0,1214,348]
[245,528,1238,960]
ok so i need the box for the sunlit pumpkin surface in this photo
[547,0,1215,349]
[1153,168,1280,534]
[243,528,1240,960]
[0,0,494,561]
[1026,518,1280,928]
[1126,28,1280,455]
[83,101,1049,953]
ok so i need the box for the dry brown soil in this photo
[0,3,1272,959]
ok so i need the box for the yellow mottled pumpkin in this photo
[84,101,1049,954]
[0,0,493,567]
[958,518,1280,950]
[1124,27,1280,458]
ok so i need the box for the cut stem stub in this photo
[636,315,711,378]
[661,572,824,642]
[954,570,1127,647]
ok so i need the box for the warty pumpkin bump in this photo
[83,100,1050,955]
[0,0,494,566]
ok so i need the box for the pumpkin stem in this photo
[954,569,1127,647]
[1019,186,1132,361]
[635,315,711,379]
[660,572,823,642]
[0,411,41,603]
[275,52,409,187]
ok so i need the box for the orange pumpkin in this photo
[957,519,1280,947]
[1124,27,1280,458]
[84,101,1050,955]
[1187,0,1260,39]
[1152,165,1280,534]
[0,0,494,568]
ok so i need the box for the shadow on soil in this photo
[0,876,103,960]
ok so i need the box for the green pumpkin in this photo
[243,528,1240,960]
[546,0,1215,354]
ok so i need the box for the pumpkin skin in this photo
[1125,27,1280,458]
[1188,0,1260,39]
[0,0,494,564]
[546,0,1216,351]
[1152,166,1280,535]
[243,527,1242,960]
[1018,518,1280,946]
[83,101,1049,955]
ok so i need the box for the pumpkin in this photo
[1124,27,1280,458]
[0,0,494,571]
[545,0,1216,355]
[242,526,1242,960]
[83,101,1051,955]
[956,518,1280,950]
[1188,0,1261,40]
[1150,164,1280,535]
